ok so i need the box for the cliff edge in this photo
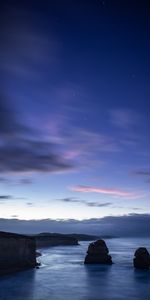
[0,231,37,275]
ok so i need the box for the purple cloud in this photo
[0,96,73,174]
[109,109,141,129]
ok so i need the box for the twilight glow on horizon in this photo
[1,0,150,222]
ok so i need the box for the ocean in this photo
[0,238,150,300]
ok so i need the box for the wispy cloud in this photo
[0,195,13,201]
[26,202,34,206]
[58,197,77,203]
[0,4,74,175]
[0,177,9,184]
[0,138,73,174]
[86,202,112,207]
[70,185,140,199]
[45,117,120,154]
[109,109,141,129]
[133,170,150,176]
[132,170,150,183]
[57,197,112,208]
[132,207,143,211]
[0,96,73,174]
[41,111,121,171]
[1,4,61,81]
[19,178,33,185]
[145,180,150,184]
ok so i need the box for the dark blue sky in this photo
[0,0,150,224]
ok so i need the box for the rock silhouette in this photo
[0,231,37,275]
[133,247,150,269]
[84,239,112,264]
[35,233,79,247]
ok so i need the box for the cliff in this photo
[66,234,100,241]
[35,233,79,248]
[34,233,113,247]
[0,231,37,275]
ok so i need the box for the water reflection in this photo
[132,269,150,300]
[84,264,112,300]
[0,269,36,300]
[1,240,150,300]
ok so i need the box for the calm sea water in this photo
[0,238,150,300]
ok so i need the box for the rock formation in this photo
[35,233,79,248]
[36,251,42,257]
[84,239,112,264]
[0,231,37,275]
[133,247,150,269]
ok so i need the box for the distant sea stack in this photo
[35,233,79,248]
[0,231,37,275]
[133,247,150,269]
[84,239,113,264]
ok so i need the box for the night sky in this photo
[1,0,150,232]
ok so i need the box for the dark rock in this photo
[133,247,150,269]
[36,251,42,257]
[0,231,37,275]
[84,239,112,264]
[36,262,41,268]
[66,234,100,241]
[35,233,79,248]
[36,265,40,269]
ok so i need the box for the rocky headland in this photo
[0,231,37,275]
[34,232,79,248]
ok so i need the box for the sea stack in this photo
[133,247,150,269]
[84,239,112,264]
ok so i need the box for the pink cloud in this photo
[70,185,141,199]
[63,150,81,160]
